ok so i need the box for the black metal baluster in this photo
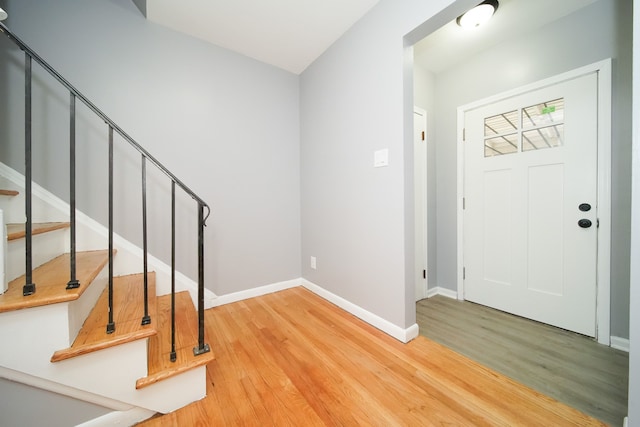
[170,181,176,362]
[193,202,210,356]
[23,53,35,296]
[67,93,79,289]
[141,155,151,325]
[106,126,115,334]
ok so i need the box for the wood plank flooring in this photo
[417,295,629,426]
[138,287,605,426]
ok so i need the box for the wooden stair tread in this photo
[51,272,158,362]
[0,250,113,313]
[6,222,71,241]
[0,189,18,196]
[136,291,214,389]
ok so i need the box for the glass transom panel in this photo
[483,98,565,157]
[484,110,518,137]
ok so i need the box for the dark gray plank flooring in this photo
[416,295,628,426]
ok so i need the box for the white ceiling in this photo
[143,0,380,75]
[414,0,598,74]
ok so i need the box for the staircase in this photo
[0,19,214,425]
[0,172,213,421]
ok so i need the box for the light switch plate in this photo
[374,149,389,167]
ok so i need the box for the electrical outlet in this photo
[310,256,317,270]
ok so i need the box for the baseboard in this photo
[610,336,630,352]
[76,407,156,427]
[0,161,217,308]
[211,278,300,307]
[302,279,419,343]
[426,286,458,300]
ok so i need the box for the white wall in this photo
[423,0,632,338]
[0,0,301,295]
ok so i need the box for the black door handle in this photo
[578,219,592,228]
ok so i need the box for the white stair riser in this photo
[0,304,73,367]
[6,228,69,283]
[68,266,108,343]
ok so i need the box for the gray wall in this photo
[419,0,632,338]
[0,0,301,295]
[0,378,111,426]
[300,0,475,328]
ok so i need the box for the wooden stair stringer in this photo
[51,272,158,362]
[136,291,214,390]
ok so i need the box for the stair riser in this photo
[68,266,108,344]
[0,177,67,225]
[0,304,73,368]
[6,229,69,283]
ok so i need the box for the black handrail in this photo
[0,21,210,357]
[0,22,210,217]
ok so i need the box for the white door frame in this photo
[414,107,428,300]
[456,59,612,345]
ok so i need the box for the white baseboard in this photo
[610,336,630,352]
[211,278,300,307]
[426,286,458,300]
[0,161,217,308]
[302,279,419,343]
[76,407,156,427]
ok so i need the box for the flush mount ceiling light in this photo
[0,7,7,21]
[456,0,499,29]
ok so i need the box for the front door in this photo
[463,72,598,337]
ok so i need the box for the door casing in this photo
[456,59,612,345]
[414,107,428,301]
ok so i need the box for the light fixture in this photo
[0,7,7,21]
[456,0,498,29]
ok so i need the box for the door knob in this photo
[578,219,592,228]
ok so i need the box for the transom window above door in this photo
[483,98,565,157]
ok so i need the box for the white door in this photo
[414,108,428,301]
[463,72,598,337]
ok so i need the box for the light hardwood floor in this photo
[138,287,605,426]
[417,295,629,426]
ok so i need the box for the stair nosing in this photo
[6,222,71,241]
[51,328,157,362]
